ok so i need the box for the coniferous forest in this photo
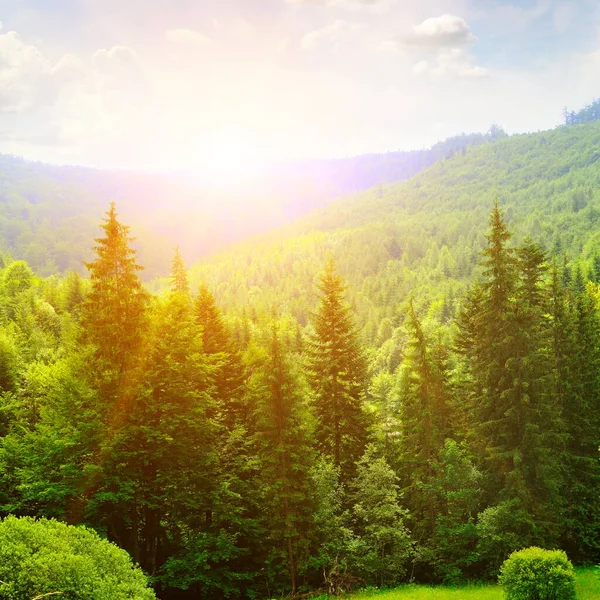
[0,191,598,599]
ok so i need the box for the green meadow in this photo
[318,568,599,600]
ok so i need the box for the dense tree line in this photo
[0,202,598,599]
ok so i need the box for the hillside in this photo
[0,131,497,280]
[186,119,600,345]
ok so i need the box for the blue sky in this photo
[0,0,598,173]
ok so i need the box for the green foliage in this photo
[0,515,155,599]
[421,440,482,583]
[499,547,576,600]
[306,258,370,481]
[477,500,537,577]
[3,120,600,599]
[0,132,498,280]
[456,205,564,559]
[349,446,413,588]
[170,246,190,296]
[82,202,148,383]
[398,300,452,542]
[248,320,316,594]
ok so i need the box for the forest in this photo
[0,192,598,599]
[0,129,500,281]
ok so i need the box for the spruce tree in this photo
[513,238,563,530]
[194,284,245,426]
[398,299,452,541]
[82,202,148,385]
[250,321,315,594]
[306,258,369,481]
[561,283,600,561]
[456,205,563,551]
[73,203,149,526]
[169,246,190,297]
[88,292,219,575]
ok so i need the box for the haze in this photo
[0,0,598,173]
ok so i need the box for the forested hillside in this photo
[0,130,497,280]
[186,118,600,355]
[2,112,600,600]
[0,201,598,599]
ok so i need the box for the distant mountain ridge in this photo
[184,118,600,346]
[0,129,504,278]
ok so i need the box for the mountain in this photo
[184,119,600,348]
[0,131,501,279]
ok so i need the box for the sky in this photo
[0,0,599,174]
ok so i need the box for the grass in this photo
[321,567,599,600]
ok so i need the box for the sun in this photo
[184,131,271,184]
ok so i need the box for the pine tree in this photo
[82,202,148,385]
[250,321,315,594]
[457,202,518,498]
[456,206,563,551]
[72,204,149,527]
[561,283,600,561]
[306,258,369,481]
[169,246,190,297]
[63,271,85,315]
[89,292,218,575]
[593,253,600,283]
[194,284,245,426]
[398,299,452,541]
[513,238,563,530]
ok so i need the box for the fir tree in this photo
[456,206,563,550]
[169,246,190,297]
[89,293,218,575]
[398,299,452,541]
[562,284,600,561]
[250,321,315,594]
[306,258,369,481]
[82,202,148,384]
[194,284,245,426]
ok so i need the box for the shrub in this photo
[0,515,156,599]
[499,547,576,600]
[477,499,537,576]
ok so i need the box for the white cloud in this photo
[410,14,476,48]
[51,53,87,85]
[165,28,213,46]
[412,60,429,75]
[413,48,487,79]
[92,45,137,70]
[0,30,54,112]
[301,20,357,51]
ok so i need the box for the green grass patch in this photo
[322,568,599,600]
[574,567,600,600]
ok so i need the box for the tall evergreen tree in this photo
[457,202,518,498]
[513,239,563,529]
[87,293,219,578]
[169,246,190,297]
[398,299,452,541]
[561,282,600,561]
[72,203,149,524]
[456,205,563,551]
[82,202,148,388]
[194,284,245,426]
[249,321,315,594]
[306,258,369,481]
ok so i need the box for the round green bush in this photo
[0,515,156,599]
[499,547,576,600]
